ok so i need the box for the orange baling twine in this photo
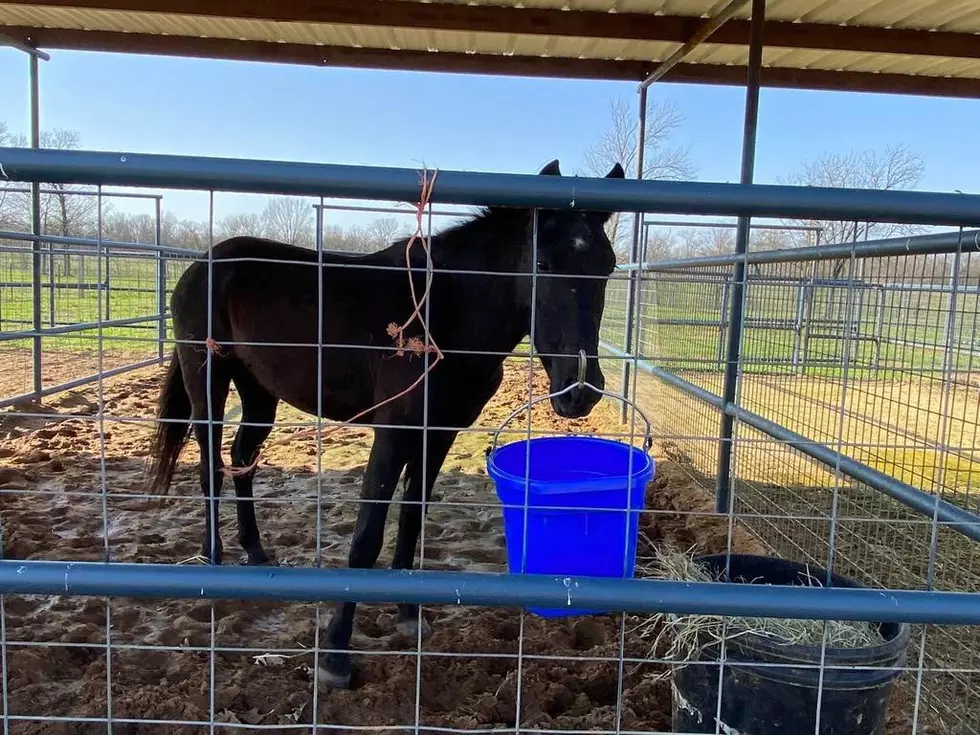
[211,169,442,479]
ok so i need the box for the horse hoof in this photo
[316,655,351,689]
[239,551,277,566]
[317,664,352,690]
[201,550,223,566]
[396,616,432,640]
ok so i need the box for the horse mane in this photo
[394,206,529,269]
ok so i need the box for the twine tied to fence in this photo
[216,168,442,478]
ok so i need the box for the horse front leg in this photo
[390,428,457,639]
[320,427,410,689]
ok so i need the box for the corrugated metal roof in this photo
[388,0,980,32]
[2,0,980,95]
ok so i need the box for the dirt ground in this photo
[0,355,924,733]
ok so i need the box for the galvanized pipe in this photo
[639,0,752,89]
[618,228,980,272]
[620,85,647,422]
[3,560,980,624]
[597,340,980,543]
[716,0,766,515]
[28,55,42,399]
[0,356,164,410]
[0,229,201,258]
[0,32,51,60]
[155,197,166,361]
[2,147,980,225]
[642,218,824,233]
[0,314,162,344]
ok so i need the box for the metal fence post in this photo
[791,279,805,373]
[715,0,765,514]
[155,197,166,361]
[716,280,730,370]
[29,52,43,400]
[620,85,647,423]
[104,243,111,322]
[873,284,885,374]
[47,239,55,327]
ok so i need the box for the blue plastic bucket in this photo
[486,435,655,617]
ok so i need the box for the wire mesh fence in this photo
[0,189,181,409]
[1,150,980,734]
[610,223,980,733]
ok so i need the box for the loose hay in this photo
[636,544,885,671]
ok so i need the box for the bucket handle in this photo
[489,349,654,456]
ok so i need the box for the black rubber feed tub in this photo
[671,554,911,735]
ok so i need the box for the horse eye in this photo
[535,260,551,273]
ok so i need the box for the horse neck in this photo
[432,214,530,359]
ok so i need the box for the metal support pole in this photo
[943,253,957,352]
[29,52,43,399]
[791,280,805,372]
[103,239,111,322]
[716,281,730,370]
[155,197,166,361]
[873,285,885,374]
[715,0,765,514]
[2,147,980,226]
[0,34,51,60]
[639,0,752,90]
[620,85,647,423]
[47,239,55,327]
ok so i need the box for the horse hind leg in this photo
[229,367,279,566]
[180,348,232,565]
[391,428,457,640]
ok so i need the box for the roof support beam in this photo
[0,31,50,59]
[3,26,979,99]
[640,0,751,90]
[4,0,980,60]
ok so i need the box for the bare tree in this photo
[367,217,402,249]
[0,124,29,234]
[781,144,926,264]
[104,211,158,245]
[217,212,266,241]
[261,197,314,248]
[583,97,696,259]
[39,129,100,276]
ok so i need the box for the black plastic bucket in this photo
[671,554,911,735]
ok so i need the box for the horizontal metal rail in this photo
[314,202,464,217]
[3,147,980,225]
[0,314,163,343]
[0,244,169,264]
[599,341,980,543]
[0,281,158,296]
[0,229,201,258]
[643,218,824,232]
[0,356,164,409]
[0,185,162,199]
[3,560,980,624]
[619,229,980,272]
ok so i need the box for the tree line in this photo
[0,122,412,275]
[2,112,961,284]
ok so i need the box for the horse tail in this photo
[149,349,192,495]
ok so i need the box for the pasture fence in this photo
[602,225,980,732]
[0,146,979,733]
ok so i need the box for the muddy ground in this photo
[0,355,925,733]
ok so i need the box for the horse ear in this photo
[605,163,625,179]
[538,159,561,176]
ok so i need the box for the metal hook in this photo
[577,349,587,387]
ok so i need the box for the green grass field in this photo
[601,276,979,382]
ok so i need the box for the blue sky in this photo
[1,46,978,227]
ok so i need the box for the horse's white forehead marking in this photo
[572,237,589,251]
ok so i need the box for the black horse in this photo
[148,158,624,687]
